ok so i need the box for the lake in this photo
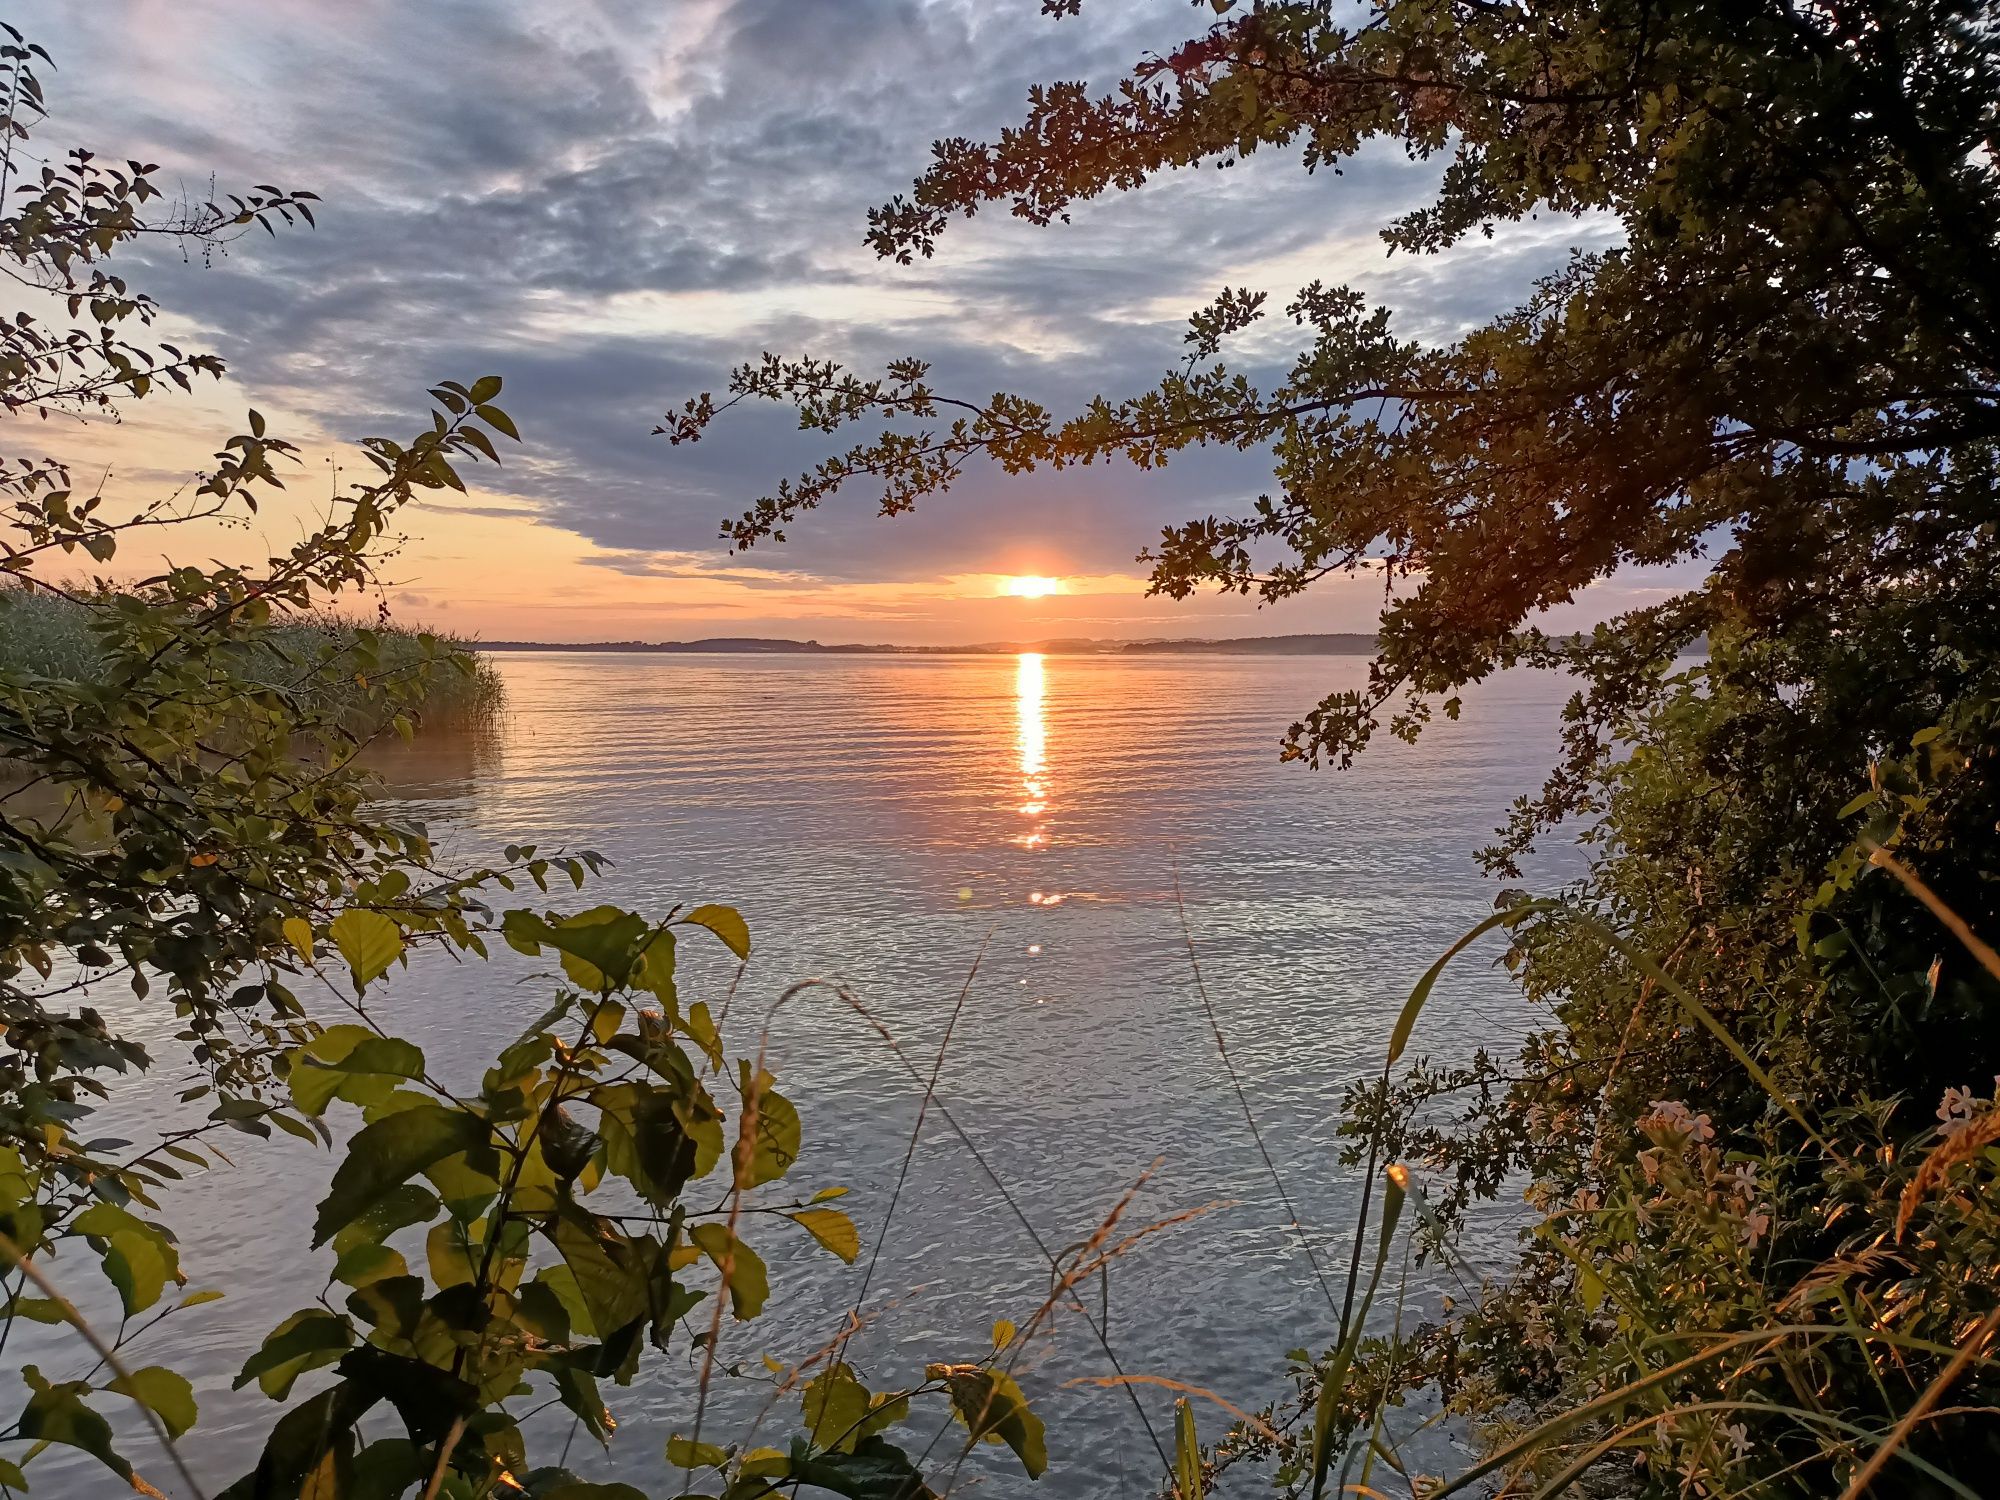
[23,651,1582,1497]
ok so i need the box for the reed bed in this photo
[0,585,504,731]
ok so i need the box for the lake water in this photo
[21,651,1582,1497]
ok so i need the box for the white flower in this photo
[1645,1099,1694,1132]
[1723,1421,1753,1462]
[1726,1162,1759,1199]
[1741,1207,1772,1249]
[1939,1086,1978,1137]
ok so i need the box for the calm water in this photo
[23,652,1581,1497]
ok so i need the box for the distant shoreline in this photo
[471,633,1381,657]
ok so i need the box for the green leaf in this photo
[803,1362,906,1455]
[473,402,520,441]
[329,909,405,994]
[789,1207,860,1264]
[1174,1398,1203,1500]
[788,1437,940,1500]
[314,1104,495,1247]
[75,1203,177,1316]
[667,1434,728,1469]
[236,1309,355,1399]
[1388,904,1547,1067]
[221,1380,377,1500]
[17,1365,130,1479]
[553,1365,614,1446]
[739,1062,801,1187]
[1309,1165,1407,1499]
[519,905,654,990]
[930,1365,1046,1479]
[333,1241,409,1289]
[101,1227,170,1314]
[688,1222,769,1320]
[331,1184,439,1255]
[680,903,751,959]
[551,1210,648,1338]
[290,1025,426,1116]
[108,1364,196,1440]
[803,1362,871,1453]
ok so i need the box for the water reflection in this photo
[1014,652,1048,852]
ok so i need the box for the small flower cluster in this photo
[1634,1100,1773,1248]
[1935,1078,2000,1138]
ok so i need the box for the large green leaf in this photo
[217,1380,379,1500]
[107,1364,197,1441]
[1174,1398,1203,1500]
[738,1062,801,1187]
[330,1183,439,1254]
[688,1222,769,1320]
[313,1104,495,1247]
[329,909,405,993]
[789,1207,861,1264]
[235,1308,355,1399]
[505,906,655,990]
[289,1025,426,1116]
[550,1209,648,1338]
[680,903,751,959]
[789,1437,940,1499]
[804,1362,906,1454]
[74,1202,178,1316]
[930,1365,1046,1479]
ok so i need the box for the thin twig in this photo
[419,1414,466,1500]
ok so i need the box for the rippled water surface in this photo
[25,652,1583,1497]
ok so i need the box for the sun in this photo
[1001,575,1064,599]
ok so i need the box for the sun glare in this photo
[1001,575,1063,599]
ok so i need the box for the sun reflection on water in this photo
[1014,652,1050,861]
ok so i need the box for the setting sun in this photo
[1001,575,1064,598]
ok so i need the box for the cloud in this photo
[19,0,1609,622]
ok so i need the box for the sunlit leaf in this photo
[688,1222,769,1320]
[680,903,750,960]
[788,1207,860,1264]
[107,1365,196,1440]
[328,909,405,993]
[928,1364,1046,1479]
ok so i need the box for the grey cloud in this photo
[18,0,1592,599]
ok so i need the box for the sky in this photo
[17,0,1662,645]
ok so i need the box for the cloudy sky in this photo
[21,0,1631,644]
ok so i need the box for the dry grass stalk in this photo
[1896,1108,2000,1242]
[1059,1373,1281,1441]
